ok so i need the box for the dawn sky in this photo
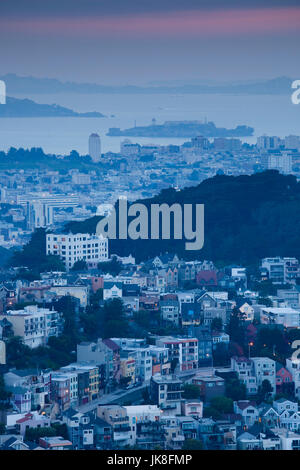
[1,0,300,84]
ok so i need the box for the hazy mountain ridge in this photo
[0,96,105,118]
[0,74,294,95]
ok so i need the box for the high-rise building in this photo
[257,135,282,150]
[267,152,292,174]
[89,133,101,162]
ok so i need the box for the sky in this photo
[1,0,300,84]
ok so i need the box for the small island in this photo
[0,96,105,118]
[107,120,254,138]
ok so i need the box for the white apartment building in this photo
[0,305,63,348]
[261,257,300,284]
[125,348,152,383]
[46,232,108,270]
[155,337,198,372]
[231,356,258,395]
[260,307,300,328]
[286,358,300,399]
[251,357,276,395]
[285,135,300,150]
[267,153,292,174]
[124,405,161,445]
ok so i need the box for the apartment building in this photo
[251,357,276,395]
[0,305,63,348]
[261,257,300,284]
[231,356,258,395]
[150,374,183,416]
[46,232,108,270]
[155,336,198,371]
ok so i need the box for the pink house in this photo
[276,367,293,392]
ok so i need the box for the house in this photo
[160,300,180,326]
[260,307,300,328]
[4,368,52,410]
[49,285,89,307]
[139,295,159,311]
[237,431,261,450]
[102,339,121,383]
[202,308,227,327]
[196,271,218,287]
[273,398,298,414]
[278,410,300,432]
[150,374,183,416]
[38,436,73,450]
[94,417,113,449]
[258,405,280,428]
[160,415,185,449]
[239,303,254,322]
[181,400,203,418]
[0,436,32,451]
[0,305,63,348]
[230,356,258,395]
[192,374,225,403]
[120,351,136,385]
[212,331,230,349]
[286,357,300,398]
[181,303,202,326]
[136,419,166,450]
[8,387,32,414]
[276,366,293,394]
[272,428,300,450]
[16,412,51,437]
[196,291,217,309]
[189,325,213,367]
[234,401,259,427]
[251,357,276,396]
[97,405,131,448]
[62,408,94,449]
[103,281,123,300]
[155,336,198,372]
[149,345,171,376]
[124,404,161,445]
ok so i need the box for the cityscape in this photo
[1,0,300,457]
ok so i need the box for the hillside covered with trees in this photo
[65,171,300,265]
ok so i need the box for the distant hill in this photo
[0,246,13,268]
[0,96,105,118]
[65,171,300,265]
[0,73,294,95]
[107,121,254,138]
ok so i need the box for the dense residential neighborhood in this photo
[1,245,300,450]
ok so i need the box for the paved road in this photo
[75,382,149,413]
[75,367,215,413]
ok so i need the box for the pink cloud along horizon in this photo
[1,7,300,38]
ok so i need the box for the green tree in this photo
[182,384,201,399]
[10,228,65,274]
[71,260,87,271]
[0,423,6,434]
[210,396,233,414]
[227,308,245,346]
[102,298,129,338]
[98,257,122,276]
[211,318,223,332]
[182,439,204,450]
[225,376,247,401]
[258,379,273,402]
